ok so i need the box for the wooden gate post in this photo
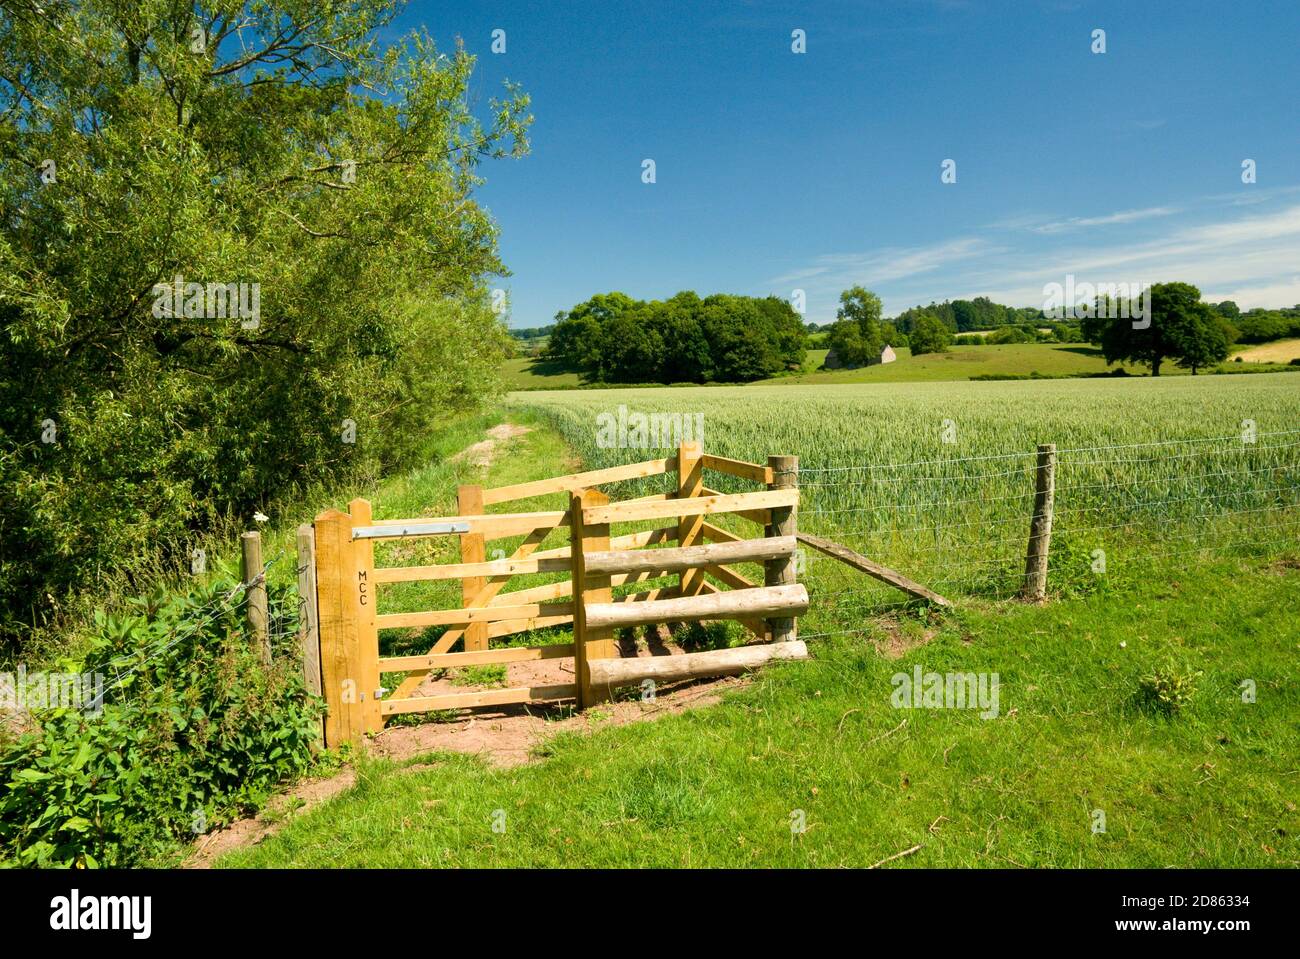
[766,455,799,644]
[313,509,367,748]
[240,530,270,663]
[458,484,488,652]
[1022,443,1057,602]
[676,440,704,599]
[295,525,324,746]
[571,489,613,707]
[348,499,383,733]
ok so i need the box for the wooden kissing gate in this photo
[301,442,809,748]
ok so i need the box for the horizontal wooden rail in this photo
[582,488,797,526]
[482,457,675,506]
[373,510,567,540]
[696,579,767,639]
[382,683,577,715]
[374,555,573,584]
[376,601,574,630]
[589,641,807,689]
[584,583,808,631]
[352,521,469,539]
[700,487,769,525]
[701,454,773,485]
[379,643,574,673]
[582,536,796,576]
[486,613,573,639]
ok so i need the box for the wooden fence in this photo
[301,442,809,747]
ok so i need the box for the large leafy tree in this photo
[1087,282,1230,376]
[0,1,531,648]
[909,311,952,355]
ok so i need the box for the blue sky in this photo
[397,0,1300,326]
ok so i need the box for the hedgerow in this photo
[0,576,320,867]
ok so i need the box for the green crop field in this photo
[512,373,1300,620]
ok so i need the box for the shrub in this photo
[1136,660,1201,716]
[0,576,321,867]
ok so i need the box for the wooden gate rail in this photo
[312,442,807,747]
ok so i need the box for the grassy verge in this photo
[220,546,1299,868]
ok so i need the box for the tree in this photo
[835,286,883,361]
[1092,282,1229,376]
[0,1,531,649]
[547,292,636,367]
[951,300,979,332]
[826,318,867,366]
[909,312,952,355]
[546,290,805,384]
[1171,304,1232,374]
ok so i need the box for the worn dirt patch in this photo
[185,767,358,868]
[184,637,749,867]
[451,423,532,468]
[871,614,939,659]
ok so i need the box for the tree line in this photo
[544,291,807,383]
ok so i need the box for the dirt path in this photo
[451,422,532,467]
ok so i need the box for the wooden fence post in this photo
[570,489,613,707]
[349,499,383,733]
[766,455,799,644]
[314,509,366,748]
[241,530,270,663]
[1022,443,1057,602]
[676,440,704,599]
[295,524,324,746]
[458,485,488,652]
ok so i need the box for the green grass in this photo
[501,356,585,391]
[221,549,1300,868]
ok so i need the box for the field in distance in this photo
[1231,337,1300,365]
[503,341,1297,390]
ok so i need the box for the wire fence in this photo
[92,551,291,707]
[797,429,1300,635]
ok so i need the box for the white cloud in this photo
[772,195,1300,320]
[1029,206,1179,235]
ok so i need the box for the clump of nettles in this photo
[1137,660,1202,715]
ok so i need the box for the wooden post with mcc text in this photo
[313,509,362,747]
